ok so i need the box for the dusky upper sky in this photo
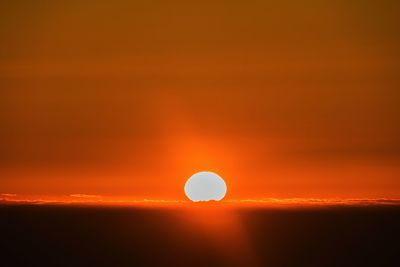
[0,0,399,199]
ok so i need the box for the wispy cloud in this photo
[1,193,17,197]
[227,198,400,206]
[70,194,102,199]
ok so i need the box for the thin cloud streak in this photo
[70,194,102,199]
[1,193,17,197]
[227,198,400,207]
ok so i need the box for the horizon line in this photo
[1,194,400,207]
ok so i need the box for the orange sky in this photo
[0,0,399,199]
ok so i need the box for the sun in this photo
[184,171,227,202]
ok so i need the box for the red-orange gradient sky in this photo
[0,0,399,199]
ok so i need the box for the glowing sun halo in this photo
[184,171,227,202]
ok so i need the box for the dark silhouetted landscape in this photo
[1,204,399,267]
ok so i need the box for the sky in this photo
[0,0,399,199]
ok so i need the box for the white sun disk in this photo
[184,172,227,202]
